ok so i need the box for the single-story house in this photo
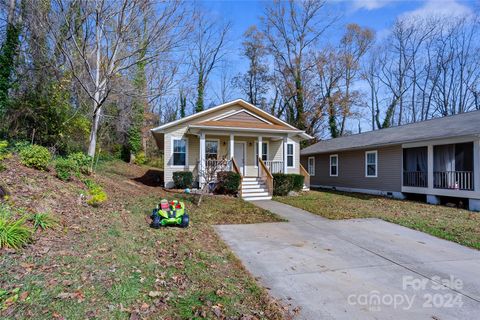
[151,99,312,201]
[300,110,480,211]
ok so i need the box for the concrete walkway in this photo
[215,200,480,320]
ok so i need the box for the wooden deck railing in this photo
[231,157,243,197]
[258,157,273,197]
[403,171,428,188]
[264,160,284,173]
[434,171,473,191]
[299,164,310,190]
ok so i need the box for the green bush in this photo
[29,212,58,231]
[19,144,52,170]
[173,171,193,189]
[0,204,32,249]
[273,173,304,196]
[83,179,107,207]
[54,157,76,181]
[0,140,9,160]
[291,174,305,192]
[133,151,146,165]
[216,171,241,195]
[67,152,92,175]
[13,141,31,153]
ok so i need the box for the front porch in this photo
[188,132,309,200]
[402,138,480,206]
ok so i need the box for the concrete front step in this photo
[243,196,272,201]
[242,184,266,190]
[242,191,269,197]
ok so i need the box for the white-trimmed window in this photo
[255,142,268,166]
[172,138,187,166]
[308,156,315,176]
[330,154,338,176]
[205,140,218,160]
[365,150,378,177]
[287,143,294,167]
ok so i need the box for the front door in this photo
[234,142,245,175]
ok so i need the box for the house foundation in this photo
[426,195,441,205]
[469,199,480,212]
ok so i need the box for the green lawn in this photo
[275,189,480,249]
[1,160,288,320]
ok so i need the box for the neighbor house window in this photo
[172,138,187,166]
[308,157,315,176]
[330,155,338,176]
[205,140,218,160]
[255,142,268,166]
[287,143,294,167]
[365,150,378,177]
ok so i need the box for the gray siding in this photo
[301,145,402,192]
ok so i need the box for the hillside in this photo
[0,157,290,320]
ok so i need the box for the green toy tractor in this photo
[150,199,189,228]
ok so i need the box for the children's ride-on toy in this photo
[150,199,189,229]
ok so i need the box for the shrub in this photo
[13,141,31,153]
[30,212,58,231]
[0,140,9,160]
[19,144,52,170]
[84,179,107,207]
[0,204,32,249]
[216,171,241,195]
[67,152,92,175]
[133,151,146,165]
[55,157,76,181]
[173,171,193,189]
[273,173,304,196]
[291,174,305,192]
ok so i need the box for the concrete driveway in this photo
[215,200,480,320]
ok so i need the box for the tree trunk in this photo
[196,74,205,113]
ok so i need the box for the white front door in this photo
[234,142,245,175]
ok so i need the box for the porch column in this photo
[199,132,206,186]
[474,139,480,192]
[258,136,263,176]
[283,136,288,174]
[427,144,434,189]
[229,134,234,160]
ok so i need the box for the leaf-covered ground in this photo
[275,189,480,249]
[0,158,290,319]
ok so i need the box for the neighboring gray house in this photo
[300,110,480,211]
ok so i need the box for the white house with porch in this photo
[150,99,312,200]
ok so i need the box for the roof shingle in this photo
[301,110,480,155]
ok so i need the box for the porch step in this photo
[243,196,272,201]
[242,190,269,197]
[242,180,263,185]
[242,183,266,189]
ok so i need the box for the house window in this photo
[173,138,187,166]
[330,155,338,176]
[308,157,315,176]
[287,143,294,167]
[205,140,218,160]
[255,142,268,166]
[365,150,378,177]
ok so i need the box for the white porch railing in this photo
[403,171,428,188]
[264,160,284,174]
[433,171,474,191]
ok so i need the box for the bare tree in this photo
[188,10,230,113]
[51,0,185,157]
[233,25,270,108]
[262,0,335,132]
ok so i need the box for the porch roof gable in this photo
[150,99,312,139]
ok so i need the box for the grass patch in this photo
[1,161,287,319]
[275,189,480,249]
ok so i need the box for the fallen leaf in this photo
[148,291,162,298]
[56,292,75,300]
[19,291,29,301]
